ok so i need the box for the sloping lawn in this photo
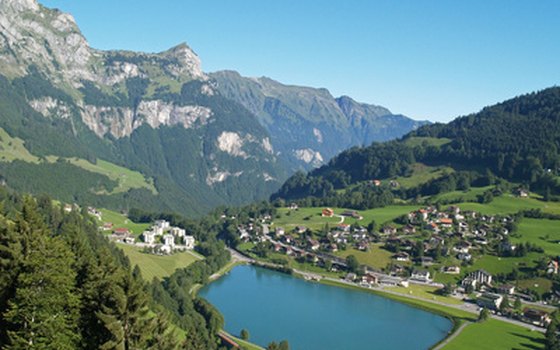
[118,243,201,281]
[99,208,150,235]
[335,244,393,270]
[443,319,544,350]
[515,218,560,256]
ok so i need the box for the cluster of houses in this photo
[141,220,195,254]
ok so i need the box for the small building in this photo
[515,188,529,198]
[523,308,552,327]
[345,273,357,282]
[410,270,431,283]
[457,253,472,261]
[394,252,410,262]
[372,179,381,187]
[477,292,503,310]
[418,257,434,266]
[547,260,559,275]
[443,266,461,274]
[382,226,397,235]
[102,222,113,231]
[322,208,334,217]
[496,285,516,295]
[114,228,130,236]
[275,227,285,237]
[402,224,416,234]
[439,218,453,228]
[461,277,477,290]
[289,203,299,210]
[307,238,320,251]
[295,226,308,234]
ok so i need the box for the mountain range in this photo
[0,0,426,216]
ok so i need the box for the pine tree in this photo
[145,313,179,350]
[4,235,80,349]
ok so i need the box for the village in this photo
[233,203,558,329]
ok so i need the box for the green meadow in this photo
[117,243,201,281]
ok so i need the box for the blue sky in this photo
[40,0,560,122]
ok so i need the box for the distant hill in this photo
[211,70,429,170]
[273,87,560,203]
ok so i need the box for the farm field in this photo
[442,319,544,350]
[465,253,541,275]
[117,243,201,281]
[99,208,150,235]
[0,127,39,163]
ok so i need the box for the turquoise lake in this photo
[199,265,453,350]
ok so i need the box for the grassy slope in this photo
[99,208,150,235]
[404,136,452,148]
[63,158,157,194]
[395,163,455,189]
[515,218,560,256]
[335,243,393,270]
[117,243,201,281]
[0,127,156,195]
[442,319,544,350]
[457,194,560,215]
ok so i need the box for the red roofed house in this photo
[322,208,334,217]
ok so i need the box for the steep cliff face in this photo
[210,70,429,170]
[0,0,286,216]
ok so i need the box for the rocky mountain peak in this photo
[160,42,205,80]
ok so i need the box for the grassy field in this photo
[457,194,560,215]
[55,157,156,195]
[99,208,151,235]
[273,205,422,233]
[0,127,39,163]
[117,243,201,281]
[442,319,544,350]
[466,253,541,275]
[517,277,554,297]
[335,244,393,270]
[432,186,493,203]
[385,283,463,305]
[515,218,560,256]
[395,163,455,189]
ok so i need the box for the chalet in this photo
[453,241,471,254]
[362,273,378,286]
[417,209,429,221]
[379,276,402,287]
[289,203,299,210]
[389,180,400,188]
[394,252,410,262]
[382,226,397,235]
[184,236,195,249]
[410,270,431,283]
[499,241,516,253]
[474,237,488,245]
[372,179,381,187]
[307,238,320,251]
[345,273,357,282]
[337,224,351,232]
[238,228,250,241]
[275,227,285,237]
[322,208,334,217]
[114,228,130,236]
[439,218,453,228]
[357,241,369,251]
[443,266,461,274]
[457,253,472,261]
[515,188,529,198]
[390,264,405,276]
[448,206,461,215]
[327,243,338,252]
[295,226,308,234]
[523,308,552,327]
[283,235,294,244]
[87,207,102,220]
[155,244,172,255]
[123,235,135,245]
[418,257,434,266]
[547,260,559,275]
[477,293,503,310]
[102,222,113,231]
[285,247,294,256]
[426,222,440,233]
[402,224,416,234]
[274,243,283,252]
[497,285,516,295]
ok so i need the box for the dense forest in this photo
[273,87,560,205]
[0,188,233,349]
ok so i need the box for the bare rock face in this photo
[29,97,72,119]
[81,101,214,138]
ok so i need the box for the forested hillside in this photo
[274,87,560,204]
[0,189,232,349]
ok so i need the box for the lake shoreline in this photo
[200,261,457,350]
